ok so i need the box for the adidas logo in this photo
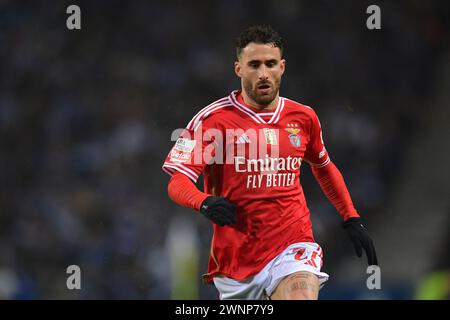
[236,133,251,144]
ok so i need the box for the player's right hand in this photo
[200,196,236,226]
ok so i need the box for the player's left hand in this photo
[342,217,378,266]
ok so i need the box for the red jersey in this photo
[162,90,330,283]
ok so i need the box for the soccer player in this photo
[162,25,378,300]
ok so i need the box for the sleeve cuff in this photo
[162,163,200,183]
[306,156,331,168]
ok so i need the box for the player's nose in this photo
[258,65,269,80]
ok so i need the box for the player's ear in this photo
[280,59,286,76]
[234,61,242,78]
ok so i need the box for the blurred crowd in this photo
[0,0,448,299]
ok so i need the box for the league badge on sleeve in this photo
[170,138,196,162]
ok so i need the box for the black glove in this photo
[342,217,378,266]
[200,196,236,226]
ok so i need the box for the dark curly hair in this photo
[235,25,284,58]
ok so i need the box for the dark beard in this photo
[243,79,281,108]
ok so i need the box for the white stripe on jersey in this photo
[282,97,313,111]
[186,97,231,131]
[162,163,199,182]
[268,98,285,124]
[162,166,175,176]
[186,97,229,129]
[308,157,331,168]
[230,90,284,125]
[267,97,283,124]
[166,163,199,179]
[193,104,231,132]
[229,91,263,124]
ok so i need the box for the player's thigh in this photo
[270,271,320,300]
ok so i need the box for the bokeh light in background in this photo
[0,0,449,299]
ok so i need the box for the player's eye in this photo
[248,61,260,69]
[266,60,277,68]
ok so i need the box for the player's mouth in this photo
[256,83,272,94]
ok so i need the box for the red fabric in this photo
[162,90,333,282]
[168,172,209,211]
[311,161,360,221]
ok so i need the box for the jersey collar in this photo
[229,90,285,125]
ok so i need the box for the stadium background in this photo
[0,0,449,299]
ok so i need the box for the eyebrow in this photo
[247,59,279,65]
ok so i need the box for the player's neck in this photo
[241,90,279,111]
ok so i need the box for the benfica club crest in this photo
[285,128,301,148]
